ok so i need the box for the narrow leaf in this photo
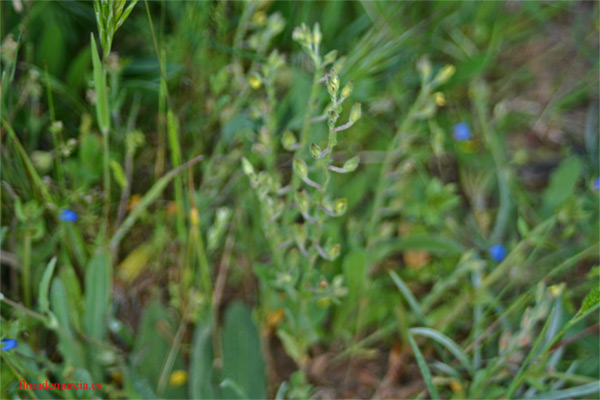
[410,327,473,374]
[408,332,440,400]
[38,257,57,314]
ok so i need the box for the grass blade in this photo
[407,331,440,400]
[410,327,474,374]
[38,257,57,314]
[390,270,427,325]
[526,381,600,400]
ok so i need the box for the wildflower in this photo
[453,122,471,141]
[249,75,262,90]
[593,177,600,191]
[1,339,18,351]
[59,209,78,222]
[251,11,267,27]
[489,244,507,262]
[168,370,188,387]
[434,92,446,107]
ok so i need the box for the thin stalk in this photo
[102,128,111,228]
[22,232,31,307]
[157,318,187,395]
[367,88,426,246]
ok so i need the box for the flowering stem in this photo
[366,88,426,247]
[22,232,31,308]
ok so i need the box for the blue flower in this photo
[1,339,18,351]
[453,122,471,141]
[593,177,600,191]
[59,209,78,222]
[489,244,507,262]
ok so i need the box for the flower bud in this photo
[333,198,347,216]
[294,190,310,214]
[249,74,262,89]
[349,101,362,123]
[341,80,353,100]
[310,143,322,158]
[327,71,340,97]
[332,56,346,74]
[433,64,456,85]
[242,157,255,176]
[326,243,341,261]
[313,23,322,46]
[343,155,360,172]
[323,50,337,65]
[294,224,307,246]
[293,158,308,179]
[292,27,304,43]
[281,130,297,151]
[416,56,432,83]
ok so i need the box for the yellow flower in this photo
[252,11,267,27]
[249,75,262,90]
[434,92,446,107]
[169,370,188,387]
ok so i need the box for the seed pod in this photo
[433,64,456,85]
[313,23,322,46]
[326,243,341,261]
[242,157,255,176]
[281,130,297,151]
[323,50,337,65]
[343,155,360,172]
[310,143,322,158]
[416,56,432,83]
[349,101,362,123]
[341,80,353,100]
[293,158,308,180]
[327,70,340,97]
[333,198,347,216]
[294,223,307,246]
[294,190,310,214]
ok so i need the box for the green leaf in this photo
[389,270,427,325]
[371,234,464,264]
[38,257,57,314]
[51,278,86,368]
[83,251,111,340]
[541,156,582,216]
[190,318,216,399]
[407,332,440,400]
[571,286,600,324]
[222,302,267,399]
[410,327,473,374]
[526,382,600,400]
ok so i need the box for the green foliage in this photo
[1,1,598,399]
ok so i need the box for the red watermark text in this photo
[19,380,102,390]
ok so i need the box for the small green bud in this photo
[242,157,255,176]
[294,224,307,246]
[341,80,353,100]
[333,198,347,216]
[343,155,360,172]
[294,190,310,214]
[313,23,322,46]
[292,26,304,43]
[328,110,338,131]
[310,143,322,158]
[332,56,346,74]
[416,56,432,83]
[327,71,340,97]
[323,50,337,65]
[349,101,362,123]
[31,151,53,173]
[433,64,456,85]
[281,130,297,151]
[293,158,308,179]
[326,243,341,261]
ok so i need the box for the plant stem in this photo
[22,232,31,307]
